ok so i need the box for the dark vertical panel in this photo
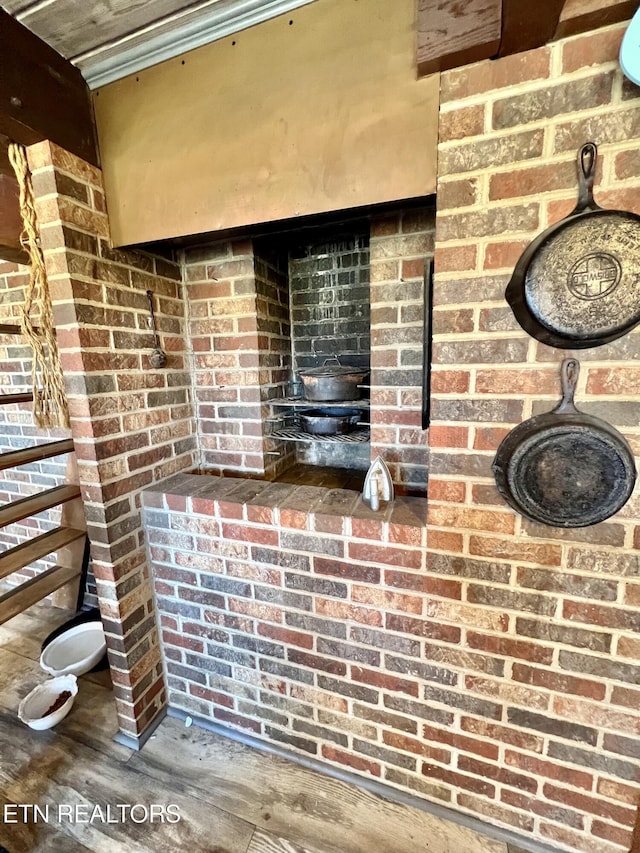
[422,258,433,431]
[498,0,566,57]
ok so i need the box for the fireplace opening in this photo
[253,219,372,483]
[183,199,433,494]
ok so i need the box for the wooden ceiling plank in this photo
[498,0,566,57]
[14,0,214,61]
[416,0,502,77]
[554,0,637,39]
[0,0,33,12]
[0,8,99,166]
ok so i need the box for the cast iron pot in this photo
[492,359,636,528]
[298,357,368,402]
[506,142,640,349]
[299,407,362,435]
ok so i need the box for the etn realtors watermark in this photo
[2,803,181,824]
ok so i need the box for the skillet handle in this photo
[571,142,601,215]
[555,358,580,414]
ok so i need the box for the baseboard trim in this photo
[165,707,562,853]
[113,706,167,751]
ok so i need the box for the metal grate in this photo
[270,427,370,444]
[269,396,370,408]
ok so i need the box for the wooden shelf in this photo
[0,563,81,625]
[0,422,86,621]
[0,393,33,405]
[0,526,85,581]
[0,484,81,528]
[0,438,74,471]
[0,324,39,335]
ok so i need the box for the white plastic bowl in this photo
[40,621,107,677]
[18,674,78,730]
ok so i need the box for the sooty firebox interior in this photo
[254,219,372,481]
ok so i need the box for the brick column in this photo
[369,208,434,494]
[183,240,273,476]
[27,140,197,744]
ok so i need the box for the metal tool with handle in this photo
[146,290,168,368]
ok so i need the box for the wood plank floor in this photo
[0,604,522,853]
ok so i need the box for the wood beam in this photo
[498,0,566,57]
[416,0,502,77]
[0,137,27,265]
[0,177,27,265]
[0,134,12,177]
[0,8,98,167]
[554,0,637,40]
[416,0,627,77]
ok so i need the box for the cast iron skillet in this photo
[298,407,362,435]
[492,359,636,528]
[506,142,640,349]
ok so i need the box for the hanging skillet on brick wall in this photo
[506,142,640,348]
[492,359,636,528]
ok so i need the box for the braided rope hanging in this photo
[8,143,70,429]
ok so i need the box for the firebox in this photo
[183,202,434,495]
[253,221,372,480]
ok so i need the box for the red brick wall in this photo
[184,240,272,477]
[370,208,434,493]
[17,157,433,742]
[142,475,433,784]
[254,244,295,479]
[430,22,640,853]
[26,140,197,740]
